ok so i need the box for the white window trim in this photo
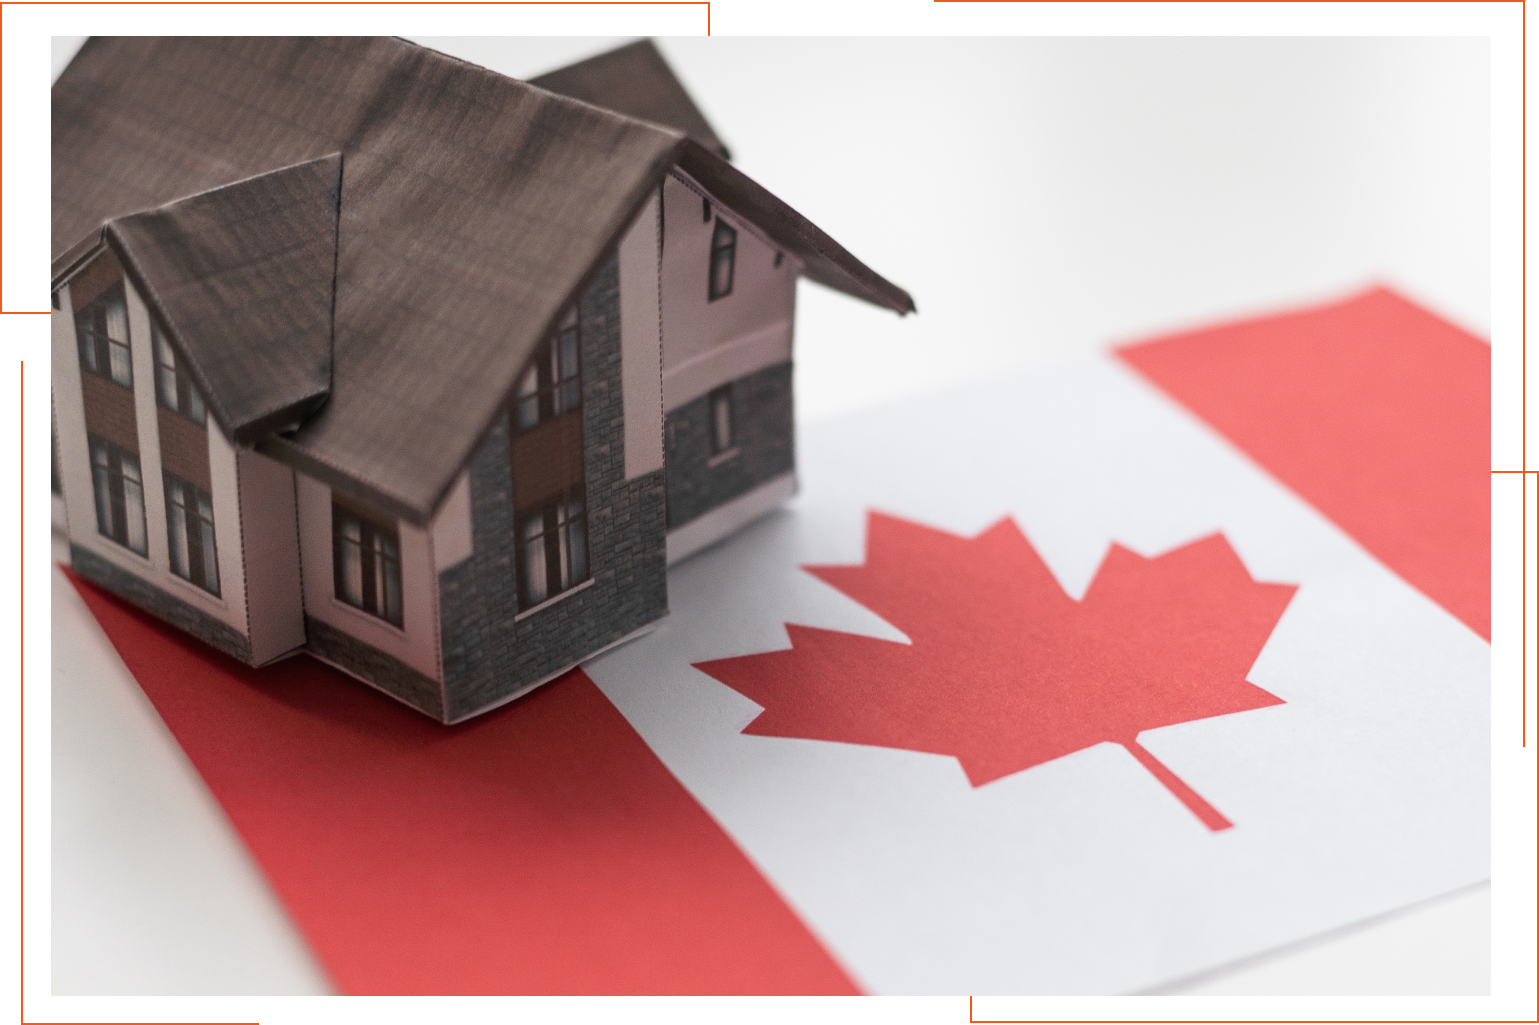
[513,577,595,623]
[87,533,153,569]
[329,594,410,638]
[162,564,229,610]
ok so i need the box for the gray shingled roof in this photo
[52,37,913,524]
[530,39,731,159]
[106,155,341,445]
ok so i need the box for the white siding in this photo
[51,392,69,532]
[126,284,170,572]
[661,319,795,413]
[54,263,251,643]
[294,473,443,683]
[618,186,665,479]
[238,450,306,664]
[199,398,250,635]
[430,471,473,572]
[52,284,93,552]
[659,169,802,411]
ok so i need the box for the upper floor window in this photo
[165,472,220,596]
[76,282,133,389]
[89,434,147,555]
[516,485,588,611]
[153,324,206,425]
[514,308,581,432]
[708,218,737,301]
[332,499,403,627]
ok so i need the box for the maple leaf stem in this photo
[1120,739,1234,832]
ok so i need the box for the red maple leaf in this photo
[694,512,1297,831]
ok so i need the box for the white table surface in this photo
[48,34,1493,998]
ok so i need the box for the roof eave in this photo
[673,140,916,316]
[51,229,108,290]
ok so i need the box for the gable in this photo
[106,154,342,445]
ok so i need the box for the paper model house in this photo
[50,37,913,723]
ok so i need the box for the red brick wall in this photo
[158,407,211,492]
[81,371,139,453]
[510,409,584,512]
[69,248,124,310]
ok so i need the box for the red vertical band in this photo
[1118,287,1490,641]
[65,570,861,995]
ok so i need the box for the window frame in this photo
[153,322,207,425]
[708,218,737,302]
[331,499,404,628]
[76,281,134,390]
[87,434,148,556]
[514,307,582,434]
[514,485,590,613]
[164,470,220,596]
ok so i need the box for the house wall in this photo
[437,255,668,723]
[294,472,445,717]
[52,393,68,531]
[659,169,801,406]
[658,169,802,547]
[663,360,795,530]
[430,471,473,573]
[619,187,665,480]
[53,258,255,663]
[238,449,306,664]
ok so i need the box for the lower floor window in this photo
[89,435,147,555]
[332,501,403,627]
[709,384,734,455]
[516,487,588,610]
[165,473,220,596]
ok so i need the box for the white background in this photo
[5,8,1530,1023]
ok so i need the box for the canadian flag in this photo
[68,286,1489,994]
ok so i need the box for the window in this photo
[516,486,588,611]
[164,472,220,595]
[88,435,147,555]
[76,282,133,389]
[154,323,206,425]
[708,218,737,301]
[332,501,403,627]
[51,420,61,496]
[709,385,734,455]
[514,308,582,432]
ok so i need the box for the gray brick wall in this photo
[664,360,794,530]
[438,257,669,722]
[305,615,444,719]
[70,542,253,663]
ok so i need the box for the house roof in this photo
[52,37,913,524]
[105,155,342,445]
[529,39,731,159]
